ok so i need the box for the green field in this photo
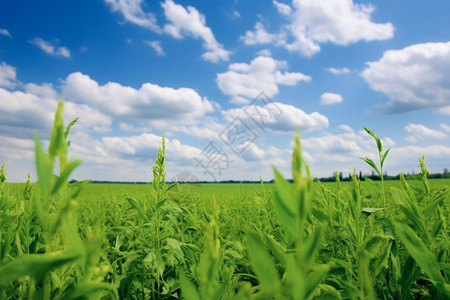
[0,102,449,299]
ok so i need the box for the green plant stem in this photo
[379,152,386,214]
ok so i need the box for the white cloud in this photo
[161,0,230,62]
[304,135,361,156]
[119,122,136,131]
[65,101,112,133]
[29,37,71,58]
[0,81,112,138]
[257,49,272,56]
[241,22,283,46]
[0,62,18,89]
[405,123,447,143]
[182,119,225,142]
[0,28,12,38]
[362,41,450,114]
[241,142,266,161]
[102,133,200,162]
[63,72,214,127]
[223,102,328,133]
[298,125,401,177]
[389,145,450,174]
[441,123,450,133]
[144,40,165,56]
[320,92,343,105]
[105,0,161,33]
[440,106,450,115]
[0,87,55,134]
[242,0,394,57]
[216,56,311,103]
[325,67,350,75]
[273,1,292,16]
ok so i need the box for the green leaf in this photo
[48,100,65,160]
[263,233,288,266]
[360,157,381,177]
[0,252,80,287]
[391,188,427,236]
[424,188,447,217]
[0,162,6,184]
[126,197,149,222]
[65,282,118,300]
[363,127,376,139]
[246,231,280,292]
[381,148,390,168]
[393,220,444,285]
[364,127,382,152]
[64,117,79,141]
[35,134,51,195]
[272,167,297,238]
[359,235,385,258]
[300,226,324,266]
[373,240,392,278]
[51,159,82,196]
[305,265,331,299]
[361,207,384,217]
[179,272,200,300]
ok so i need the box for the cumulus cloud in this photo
[299,125,399,177]
[440,106,450,115]
[62,72,214,127]
[320,92,343,105]
[362,41,450,114]
[389,145,450,174]
[161,0,230,62]
[304,135,361,155]
[29,37,71,58]
[405,123,447,143]
[103,133,200,161]
[0,28,12,38]
[241,22,284,46]
[0,87,56,134]
[242,0,394,57]
[257,49,272,56]
[0,62,18,89]
[273,1,292,16]
[216,56,311,103]
[104,0,161,33]
[223,102,328,133]
[325,67,350,75]
[0,82,112,139]
[144,40,165,56]
[441,123,450,133]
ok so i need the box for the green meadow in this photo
[0,102,449,299]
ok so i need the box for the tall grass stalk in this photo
[360,127,390,213]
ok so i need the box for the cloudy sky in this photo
[1,0,450,182]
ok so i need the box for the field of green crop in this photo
[1,102,449,299]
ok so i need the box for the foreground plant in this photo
[0,100,117,299]
[390,161,450,299]
[360,127,390,212]
[245,133,334,299]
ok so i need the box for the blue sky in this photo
[1,0,450,182]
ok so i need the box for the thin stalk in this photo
[379,151,386,215]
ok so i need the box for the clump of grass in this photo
[1,102,449,299]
